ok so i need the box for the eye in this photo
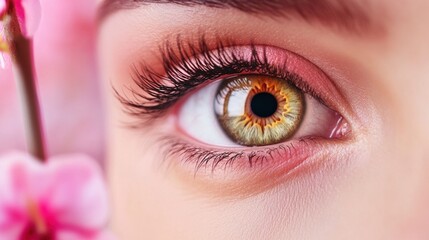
[178,74,342,147]
[118,38,351,179]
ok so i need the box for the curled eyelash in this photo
[115,36,322,121]
[157,136,317,174]
[113,37,344,173]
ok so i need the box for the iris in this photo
[215,75,305,146]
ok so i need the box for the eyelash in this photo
[158,136,320,173]
[116,36,326,121]
[115,36,345,173]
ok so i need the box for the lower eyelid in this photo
[156,135,350,198]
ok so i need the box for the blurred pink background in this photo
[0,0,104,161]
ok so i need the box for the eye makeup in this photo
[116,37,348,120]
[115,36,352,179]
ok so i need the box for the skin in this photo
[98,1,429,239]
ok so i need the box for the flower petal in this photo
[0,222,27,239]
[0,152,41,216]
[42,154,109,230]
[0,152,110,237]
[0,0,6,19]
[56,229,115,240]
[16,0,41,37]
[2,0,41,37]
[0,152,42,238]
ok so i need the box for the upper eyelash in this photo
[114,36,324,122]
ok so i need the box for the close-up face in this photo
[98,0,429,239]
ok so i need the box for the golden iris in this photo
[214,75,305,146]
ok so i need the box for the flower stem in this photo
[4,4,46,162]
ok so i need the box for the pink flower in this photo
[0,0,41,37]
[0,1,5,19]
[0,152,113,240]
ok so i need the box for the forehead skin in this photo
[98,0,429,239]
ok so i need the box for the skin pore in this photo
[98,0,429,239]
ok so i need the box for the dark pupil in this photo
[250,92,278,118]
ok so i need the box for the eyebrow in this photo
[99,0,383,35]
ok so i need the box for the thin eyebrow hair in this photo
[99,0,383,35]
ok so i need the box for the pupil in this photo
[250,92,278,118]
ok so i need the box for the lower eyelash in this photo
[157,136,319,174]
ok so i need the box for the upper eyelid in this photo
[115,36,352,128]
[115,37,250,120]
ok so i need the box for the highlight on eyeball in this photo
[1,0,428,239]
